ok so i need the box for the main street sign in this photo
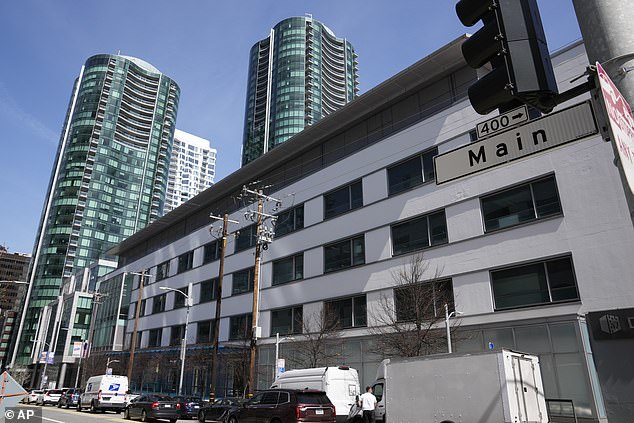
[597,62,634,194]
[435,101,598,184]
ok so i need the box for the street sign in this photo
[72,342,82,357]
[276,359,285,378]
[476,105,529,139]
[596,62,634,194]
[435,101,598,184]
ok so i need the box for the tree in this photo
[370,253,458,357]
[290,307,343,368]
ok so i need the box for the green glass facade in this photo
[242,17,358,166]
[14,54,179,366]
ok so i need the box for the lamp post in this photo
[444,303,463,354]
[105,357,119,374]
[39,342,51,388]
[159,285,192,396]
[274,333,294,380]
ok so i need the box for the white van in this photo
[78,374,129,413]
[271,366,360,423]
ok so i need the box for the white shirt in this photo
[360,392,377,411]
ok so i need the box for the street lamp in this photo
[444,303,464,354]
[105,357,120,374]
[274,333,295,380]
[39,342,51,388]
[159,285,192,395]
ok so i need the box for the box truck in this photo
[271,366,360,423]
[372,350,548,423]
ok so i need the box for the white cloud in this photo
[0,83,58,144]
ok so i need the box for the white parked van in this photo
[78,374,128,413]
[271,366,360,423]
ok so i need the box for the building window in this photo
[324,180,363,220]
[135,332,142,349]
[394,279,454,322]
[152,294,166,314]
[325,295,367,329]
[203,240,221,264]
[156,260,170,281]
[271,306,303,336]
[177,251,194,273]
[196,319,215,344]
[170,325,185,346]
[148,328,162,347]
[324,235,365,273]
[232,267,255,295]
[491,256,579,310]
[173,286,188,309]
[387,148,437,196]
[229,313,252,340]
[391,210,448,255]
[272,254,303,286]
[200,278,218,303]
[275,204,304,237]
[139,299,147,317]
[481,176,562,232]
[235,224,257,252]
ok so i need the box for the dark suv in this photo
[227,389,335,423]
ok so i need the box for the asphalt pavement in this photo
[11,404,191,423]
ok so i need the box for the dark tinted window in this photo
[275,204,304,237]
[261,392,279,405]
[387,148,437,195]
[295,393,331,405]
[324,181,363,219]
[200,278,218,303]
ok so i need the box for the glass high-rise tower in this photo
[241,16,358,166]
[12,54,179,367]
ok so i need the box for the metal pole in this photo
[247,196,264,396]
[210,213,230,401]
[572,0,634,222]
[178,298,190,396]
[274,333,279,380]
[445,304,452,354]
[127,270,145,382]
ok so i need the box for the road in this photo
[12,404,193,423]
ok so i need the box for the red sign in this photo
[597,62,634,194]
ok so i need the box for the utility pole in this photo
[127,270,146,382]
[209,213,238,401]
[572,0,634,221]
[242,186,279,396]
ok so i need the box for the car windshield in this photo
[48,390,63,395]
[296,393,331,405]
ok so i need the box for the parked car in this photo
[57,388,81,408]
[214,389,336,423]
[172,396,205,419]
[197,397,246,422]
[123,394,179,423]
[23,389,43,404]
[36,389,64,405]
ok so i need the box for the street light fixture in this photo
[274,333,295,380]
[105,357,120,373]
[159,285,192,396]
[445,303,464,354]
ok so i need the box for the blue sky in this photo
[0,0,582,254]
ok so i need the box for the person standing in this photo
[359,386,377,423]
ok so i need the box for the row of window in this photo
[138,253,580,347]
[145,175,564,303]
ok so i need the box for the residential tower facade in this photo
[12,54,180,373]
[164,129,216,214]
[242,16,359,165]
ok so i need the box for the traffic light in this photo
[456,0,558,115]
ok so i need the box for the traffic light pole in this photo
[572,0,634,223]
